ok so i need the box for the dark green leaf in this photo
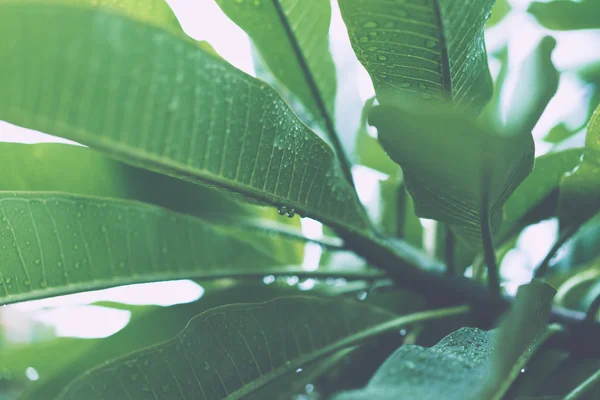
[0,2,370,235]
[370,106,534,244]
[0,193,308,305]
[56,297,468,399]
[215,0,337,124]
[528,0,600,30]
[333,281,556,400]
[559,105,600,226]
[338,0,495,113]
[504,36,559,135]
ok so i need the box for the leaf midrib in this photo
[431,0,452,99]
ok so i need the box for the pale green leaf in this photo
[215,0,337,123]
[0,2,370,235]
[504,36,559,135]
[370,106,534,244]
[333,281,556,400]
[559,105,600,225]
[528,0,600,31]
[338,0,494,113]
[56,298,467,399]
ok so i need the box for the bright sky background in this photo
[1,0,600,344]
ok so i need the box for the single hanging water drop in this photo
[285,208,295,218]
[278,205,287,216]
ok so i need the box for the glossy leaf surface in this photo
[215,0,337,123]
[338,0,495,113]
[0,3,370,234]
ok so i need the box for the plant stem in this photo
[586,293,600,321]
[445,225,456,275]
[534,224,581,278]
[270,0,355,188]
[481,167,500,299]
[564,368,600,400]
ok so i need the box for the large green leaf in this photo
[503,36,559,135]
[333,281,556,400]
[559,105,600,226]
[528,0,600,30]
[338,0,494,113]
[498,149,582,240]
[370,106,534,244]
[56,297,468,399]
[0,2,370,235]
[215,0,337,124]
[0,192,313,305]
[0,143,250,218]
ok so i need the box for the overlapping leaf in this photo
[215,0,337,124]
[333,281,557,400]
[338,0,495,113]
[0,193,308,304]
[0,2,370,235]
[559,105,600,225]
[56,297,458,399]
[370,106,534,244]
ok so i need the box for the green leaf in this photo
[338,0,494,113]
[544,123,578,144]
[215,0,337,124]
[559,105,600,226]
[0,192,312,305]
[487,0,510,27]
[370,106,534,244]
[504,36,559,135]
[528,0,600,31]
[333,281,556,400]
[0,143,250,218]
[0,2,370,235]
[56,297,468,399]
[498,148,583,240]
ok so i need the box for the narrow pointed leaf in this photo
[504,36,559,135]
[215,0,337,123]
[499,148,583,240]
[0,193,308,305]
[528,0,600,30]
[56,298,466,399]
[559,105,600,226]
[0,2,370,234]
[338,0,494,113]
[333,281,556,400]
[370,106,534,244]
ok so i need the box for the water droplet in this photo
[357,291,368,301]
[168,96,179,111]
[359,36,369,43]
[34,259,41,265]
[277,205,287,216]
[130,374,139,382]
[399,329,408,336]
[25,367,39,381]
[4,277,11,284]
[520,368,526,373]
[378,55,388,61]
[369,31,378,37]
[73,244,79,250]
[426,39,437,48]
[23,279,31,287]
[419,83,427,90]
[285,208,295,218]
[142,384,150,392]
[378,72,388,79]
[162,385,171,393]
[406,361,416,369]
[39,280,47,288]
[204,362,210,371]
[362,21,377,28]
[296,368,303,374]
[399,82,411,88]
[263,275,275,285]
